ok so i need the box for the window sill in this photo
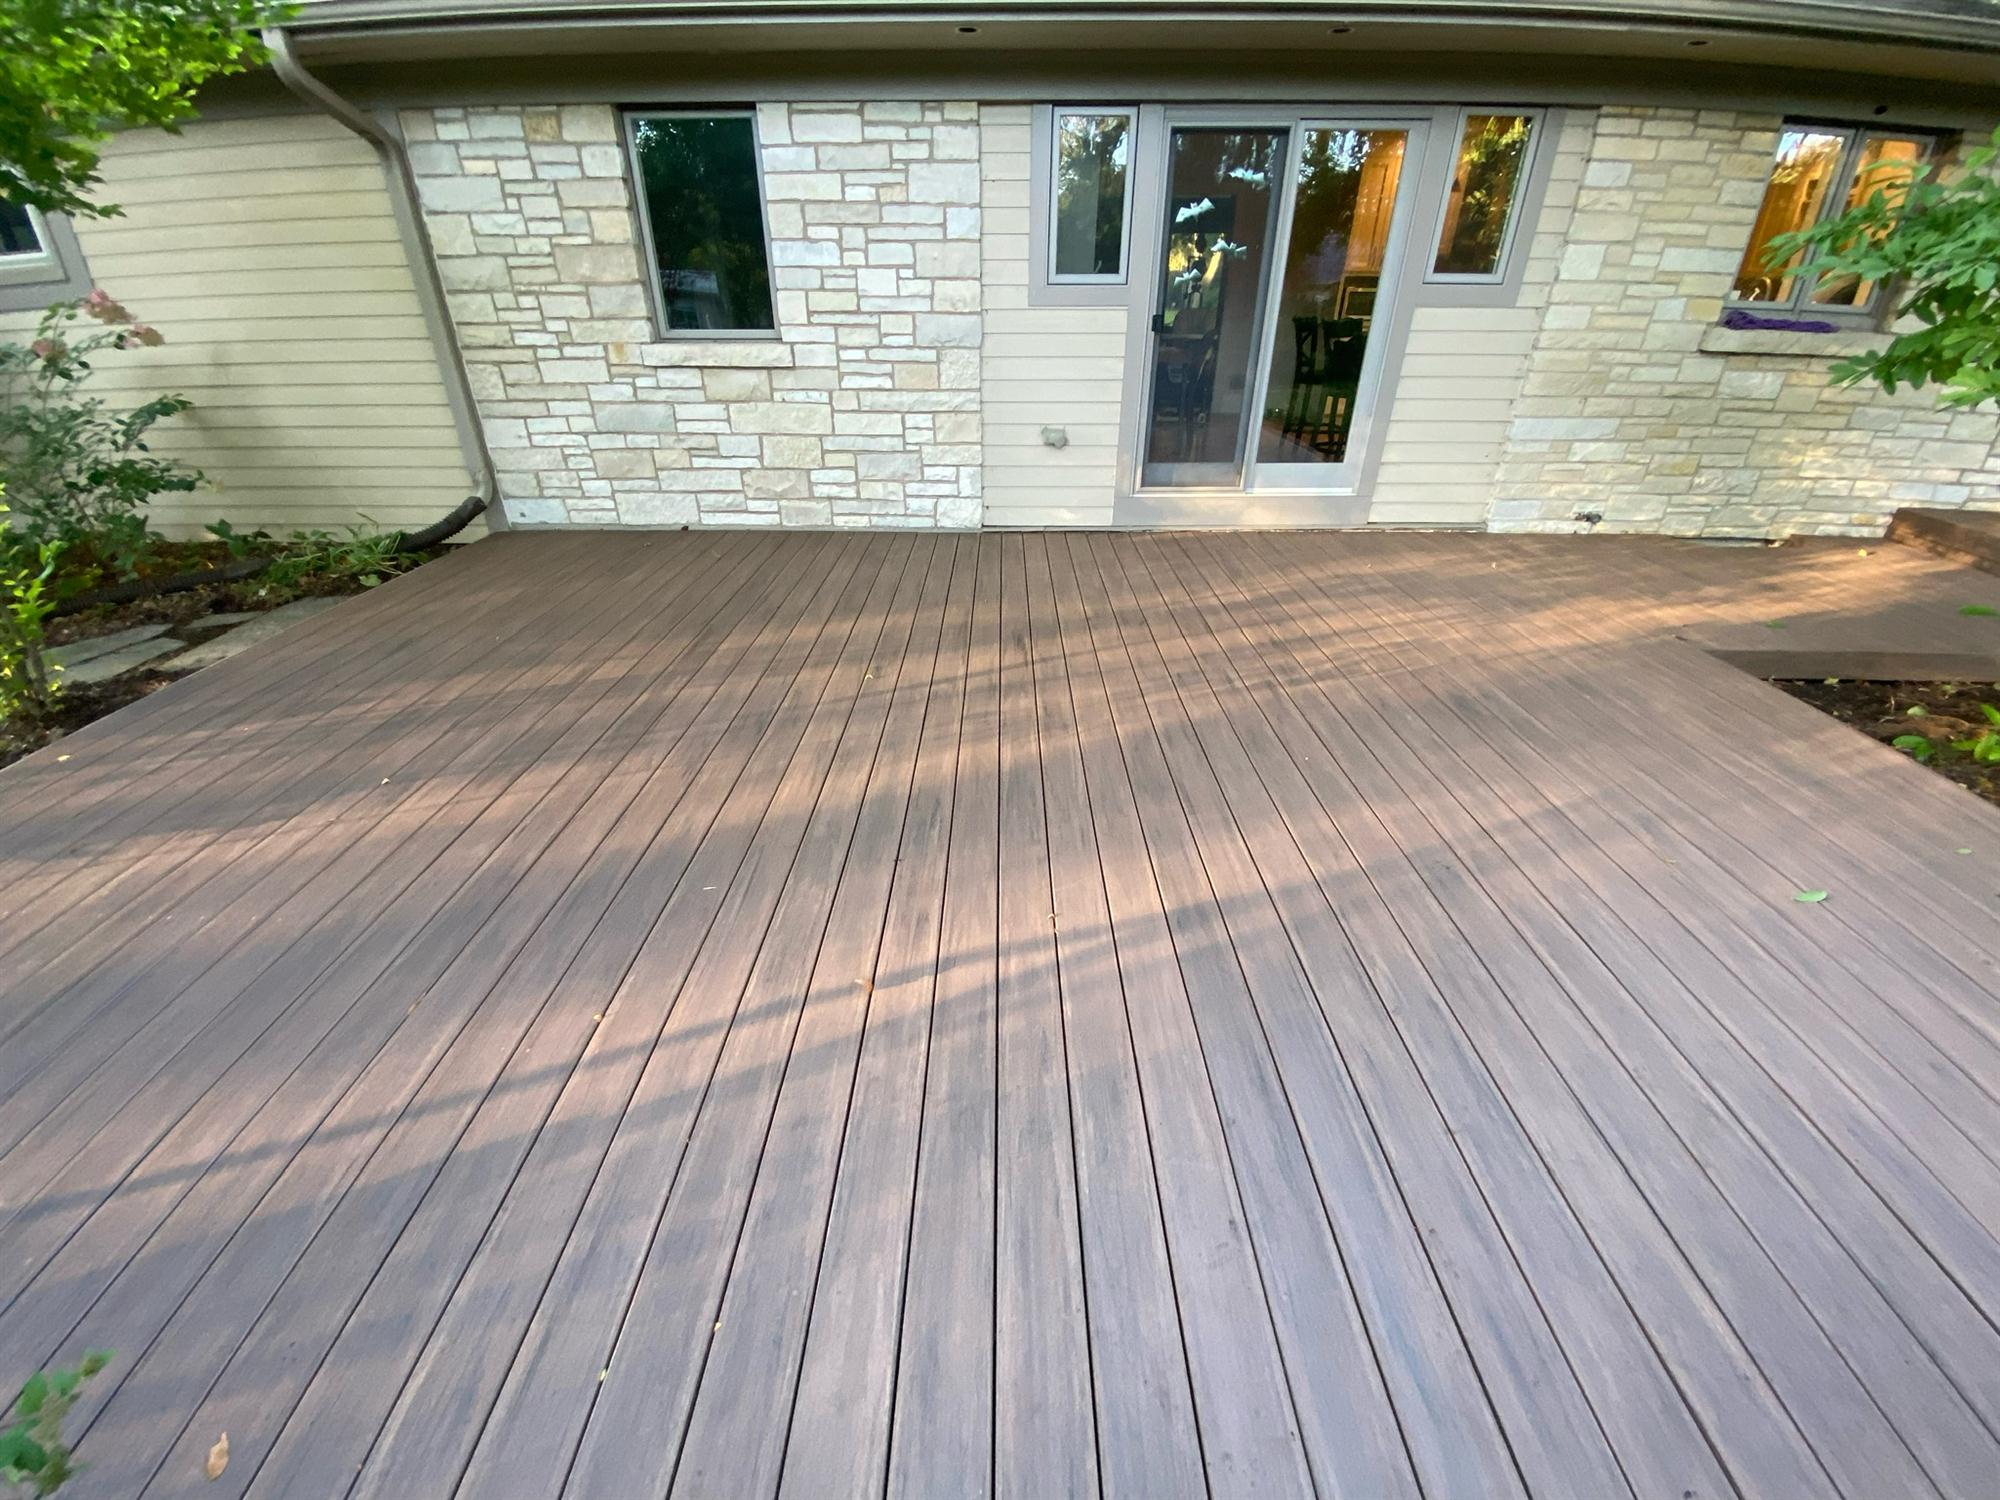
[1699,325,1893,359]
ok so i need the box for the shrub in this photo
[0,1352,111,1496]
[0,292,200,578]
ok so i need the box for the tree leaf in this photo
[207,1431,230,1480]
[1794,889,1830,904]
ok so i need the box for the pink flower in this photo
[29,338,62,361]
[81,287,131,324]
[129,324,163,346]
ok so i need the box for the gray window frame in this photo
[1028,103,1140,308]
[1423,105,1546,287]
[1727,120,1941,326]
[622,106,783,341]
[1044,105,1139,288]
[0,205,92,314]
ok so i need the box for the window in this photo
[1730,124,1933,315]
[1431,111,1537,279]
[0,199,44,259]
[1049,108,1135,283]
[0,198,90,310]
[625,110,775,335]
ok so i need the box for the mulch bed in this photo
[1774,677,2000,810]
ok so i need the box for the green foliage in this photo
[0,294,198,579]
[1891,699,2000,766]
[231,521,421,598]
[1767,127,2000,408]
[0,1352,111,1496]
[0,0,281,219]
[0,506,62,722]
[1891,731,1937,763]
[1960,603,1999,617]
[1950,701,2000,764]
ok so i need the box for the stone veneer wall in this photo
[404,101,983,528]
[1491,106,2000,537]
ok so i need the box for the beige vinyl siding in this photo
[1366,109,1592,527]
[1365,308,1539,526]
[980,105,1130,528]
[2,112,474,538]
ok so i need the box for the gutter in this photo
[284,0,2000,54]
[262,26,502,531]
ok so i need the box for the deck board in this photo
[6,529,2000,1500]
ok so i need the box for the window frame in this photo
[1044,105,1139,288]
[622,106,782,341]
[1422,105,1546,287]
[1028,103,1141,308]
[1727,119,1941,324]
[0,202,91,312]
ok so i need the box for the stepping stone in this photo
[47,622,171,670]
[157,596,346,672]
[59,637,182,685]
[180,610,262,635]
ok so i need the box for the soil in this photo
[1774,677,2000,810]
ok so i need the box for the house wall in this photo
[1364,111,1595,527]
[1,113,475,538]
[403,101,983,528]
[978,105,1129,528]
[1491,106,2000,535]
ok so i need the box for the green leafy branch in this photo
[1765,126,2000,408]
[0,1353,111,1496]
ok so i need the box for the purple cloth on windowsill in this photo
[1720,308,1844,333]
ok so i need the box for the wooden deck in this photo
[4,528,2000,1500]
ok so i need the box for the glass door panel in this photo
[1140,127,1288,488]
[1255,127,1410,474]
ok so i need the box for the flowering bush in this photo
[0,291,199,577]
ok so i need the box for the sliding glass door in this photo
[1139,127,1289,488]
[1135,112,1428,501]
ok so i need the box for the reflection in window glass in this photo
[1143,128,1287,475]
[0,200,42,258]
[1052,113,1131,278]
[1258,128,1408,465]
[1433,113,1533,277]
[629,114,774,332]
[1730,129,1847,303]
[1811,134,1924,307]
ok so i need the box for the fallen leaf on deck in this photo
[1794,889,1829,904]
[207,1432,229,1480]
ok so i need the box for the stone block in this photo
[745,468,813,499]
[1717,369,1785,400]
[417,175,504,213]
[618,491,699,525]
[557,178,626,208]
[730,402,834,435]
[560,105,620,142]
[791,112,865,144]
[914,313,980,348]
[554,243,643,283]
[764,173,844,202]
[905,162,981,205]
[595,404,678,433]
[703,368,772,401]
[593,449,657,479]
